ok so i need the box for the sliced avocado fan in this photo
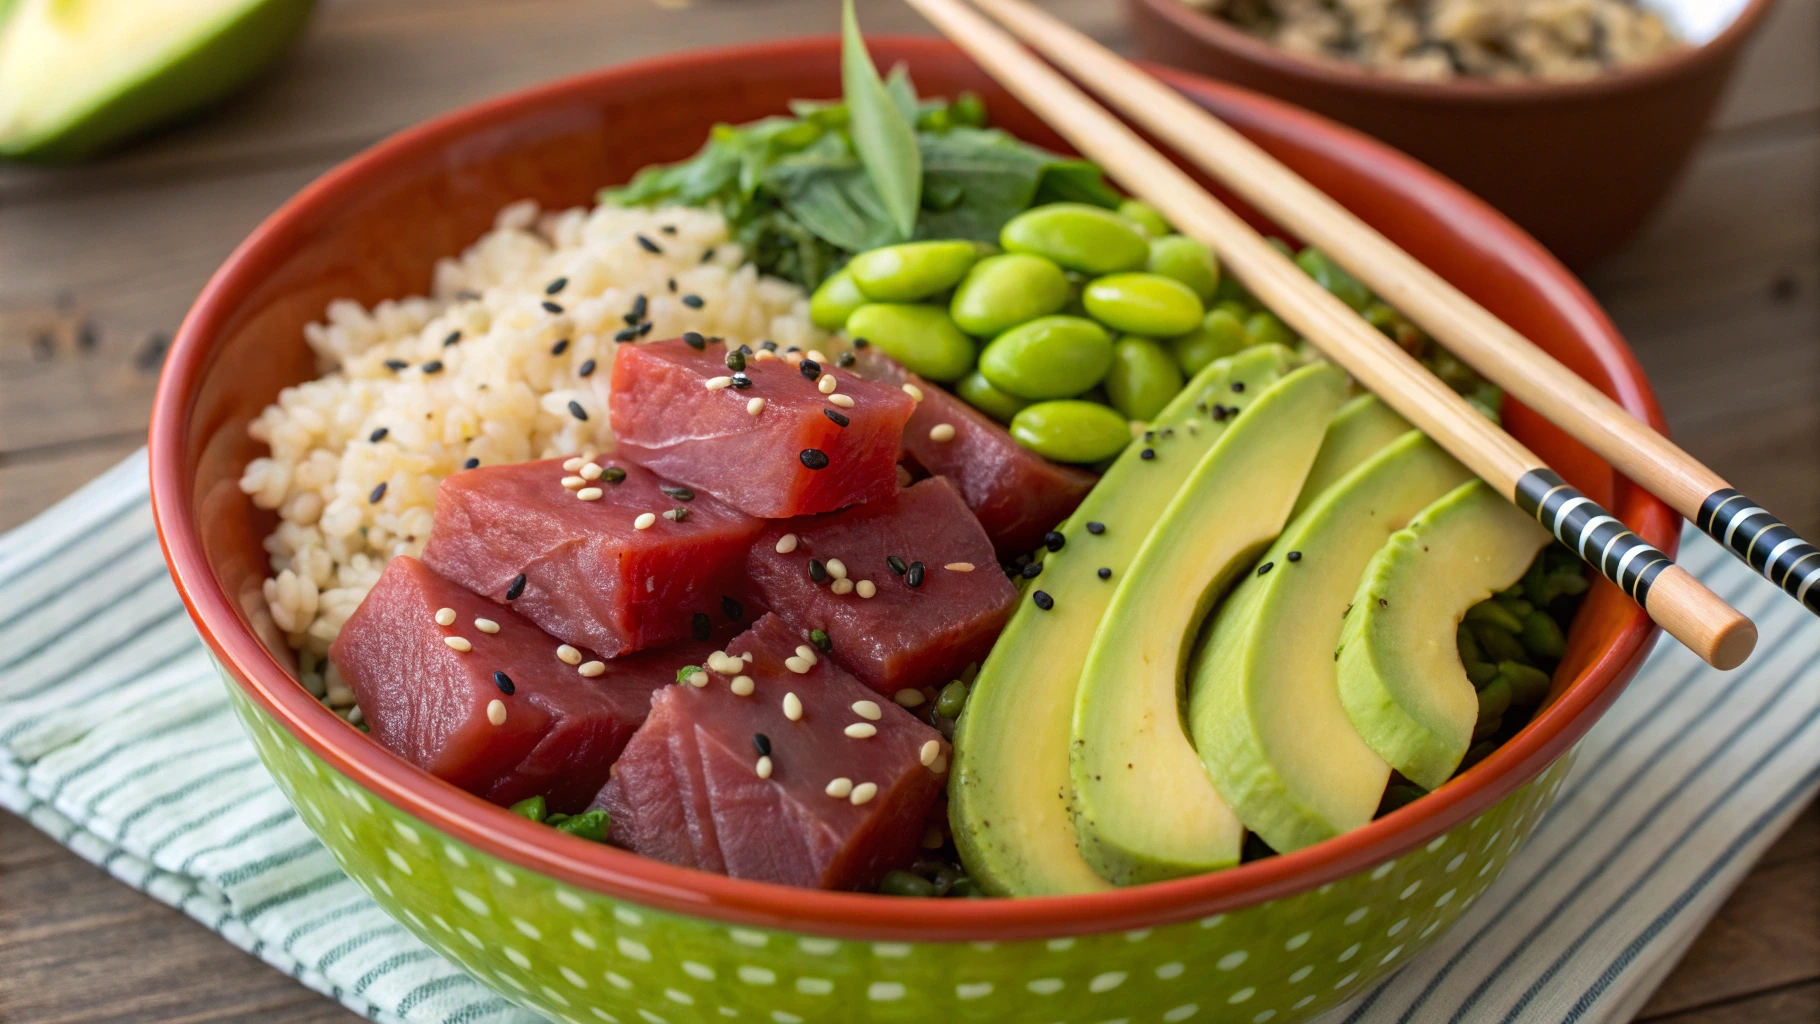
[0,0,315,161]
[1188,431,1473,853]
[1070,361,1347,885]
[1288,394,1411,522]
[950,344,1292,897]
[1335,480,1550,790]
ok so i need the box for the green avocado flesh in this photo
[950,344,1292,896]
[1288,394,1411,522]
[1335,480,1550,790]
[1071,362,1347,884]
[0,0,314,161]
[1188,431,1473,853]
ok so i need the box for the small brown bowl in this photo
[1128,0,1778,265]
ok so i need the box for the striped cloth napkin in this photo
[2,451,1816,1024]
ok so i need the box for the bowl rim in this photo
[1127,0,1780,105]
[150,34,1671,942]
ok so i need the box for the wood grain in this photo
[0,0,1814,1020]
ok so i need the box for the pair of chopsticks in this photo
[901,0,1795,670]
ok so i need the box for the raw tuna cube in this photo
[421,457,761,657]
[609,338,915,517]
[330,556,713,812]
[595,613,947,889]
[746,477,1017,693]
[850,348,1096,555]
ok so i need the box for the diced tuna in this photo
[595,614,947,889]
[746,477,1016,693]
[609,339,915,517]
[850,348,1096,556]
[330,556,712,812]
[421,458,761,657]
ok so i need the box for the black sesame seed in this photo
[551,338,570,356]
[701,247,716,263]
[730,372,753,389]
[506,573,526,601]
[808,559,829,584]
[661,224,678,235]
[636,234,663,255]
[1032,590,1055,611]
[809,629,832,653]
[577,359,597,377]
[887,555,908,575]
[760,340,778,352]
[906,561,925,588]
[823,408,850,427]
[799,448,829,470]
[1256,561,1275,576]
[722,596,744,621]
[786,346,801,354]
[1144,430,1156,443]
[1086,521,1105,535]
[494,671,516,696]
[738,344,753,355]
[667,278,677,293]
[1097,567,1113,580]
[614,326,641,342]
[852,337,869,349]
[1044,531,1066,552]
[368,482,387,504]
[692,613,711,640]
[1287,550,1302,562]
[1021,562,1043,580]
[542,301,564,315]
[545,278,568,295]
[463,457,481,470]
[1013,553,1031,567]
[799,359,821,379]
[662,507,689,522]
[753,733,772,757]
[1140,448,1156,460]
[637,321,654,337]
[629,294,648,322]
[1231,381,1246,393]
[726,350,746,372]
[660,485,695,501]
[368,427,389,443]
[837,351,856,367]
[683,331,706,350]
[384,358,409,371]
[568,400,589,421]
[421,360,444,374]
[443,331,462,347]
[681,294,705,309]
[602,466,627,484]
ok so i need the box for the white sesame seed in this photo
[434,607,457,626]
[775,533,799,554]
[707,651,744,674]
[686,670,709,688]
[902,383,924,403]
[784,655,813,674]
[825,777,853,799]
[920,740,940,766]
[576,487,604,501]
[856,580,877,599]
[853,700,882,721]
[929,423,957,442]
[784,692,804,720]
[580,462,604,480]
[741,651,754,662]
[844,723,878,739]
[795,645,818,663]
[894,688,926,708]
[747,397,766,416]
[563,457,585,472]
[828,393,855,408]
[633,512,656,529]
[474,618,499,634]
[487,699,507,725]
[443,636,472,652]
[818,374,838,395]
[562,475,586,489]
[730,675,755,696]
[578,661,606,677]
[808,349,829,363]
[557,644,582,665]
[830,578,855,595]
[756,756,773,779]
[705,375,733,390]
[849,782,878,805]
[931,753,949,774]
[896,464,913,487]
[753,349,777,361]
[826,558,848,580]
[945,562,976,572]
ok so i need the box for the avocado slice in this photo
[1335,480,1550,790]
[0,0,314,161]
[1187,431,1473,852]
[1071,362,1347,884]
[1288,394,1411,521]
[951,345,1293,896]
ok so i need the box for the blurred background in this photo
[0,0,1813,1021]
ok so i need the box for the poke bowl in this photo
[149,33,1675,1024]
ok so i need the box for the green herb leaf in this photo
[884,63,920,127]
[841,0,921,241]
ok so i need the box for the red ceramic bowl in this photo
[148,35,1675,1022]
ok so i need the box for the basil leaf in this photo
[840,0,920,242]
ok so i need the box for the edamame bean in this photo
[1000,203,1150,275]
[846,303,976,382]
[1296,247,1374,312]
[1082,273,1205,337]
[1468,620,1527,663]
[956,370,1031,423]
[810,269,868,332]
[848,241,978,302]
[879,869,937,897]
[1244,310,1297,348]
[1169,307,1250,375]
[1104,337,1184,422]
[1520,610,1567,659]
[1474,679,1511,737]
[978,315,1114,399]
[1010,400,1131,463]
[950,253,1070,337]
[935,680,970,720]
[1498,660,1553,706]
[1465,600,1525,634]
[1146,234,1220,302]
[1117,198,1171,238]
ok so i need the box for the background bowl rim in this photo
[149,34,1670,942]
[1126,0,1780,105]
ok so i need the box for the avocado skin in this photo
[1335,480,1549,790]
[1,0,315,162]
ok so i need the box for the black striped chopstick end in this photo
[1698,489,1820,612]
[1515,469,1670,605]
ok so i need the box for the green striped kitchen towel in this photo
[2,450,1816,1024]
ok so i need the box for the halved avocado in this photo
[950,345,1292,896]
[0,0,315,161]
[1187,431,1473,853]
[1335,480,1550,790]
[1288,393,1411,521]
[1070,362,1347,884]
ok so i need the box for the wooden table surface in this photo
[1,0,1815,1020]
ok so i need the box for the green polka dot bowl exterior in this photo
[152,33,1676,1024]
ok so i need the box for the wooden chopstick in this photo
[901,0,1757,669]
[960,0,1820,627]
